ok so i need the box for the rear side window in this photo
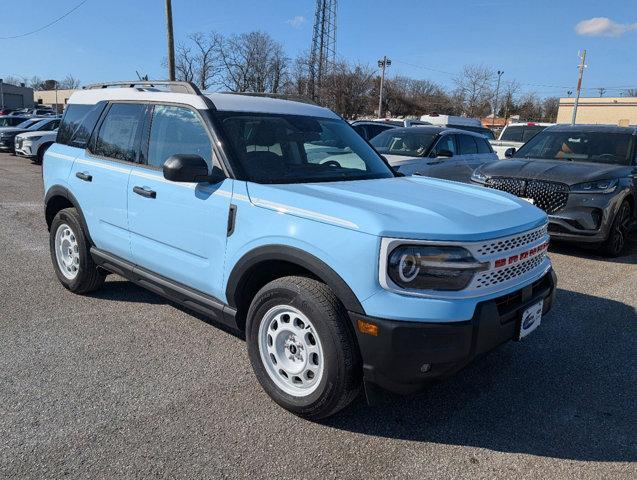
[352,124,367,138]
[146,105,212,168]
[366,124,392,140]
[431,135,456,156]
[457,134,478,155]
[501,125,545,142]
[93,103,145,162]
[57,103,105,147]
[476,137,492,154]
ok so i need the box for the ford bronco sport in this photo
[43,81,556,419]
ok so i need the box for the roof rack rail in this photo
[221,91,318,106]
[84,80,202,95]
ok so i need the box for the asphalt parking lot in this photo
[0,152,635,479]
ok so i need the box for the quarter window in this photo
[476,137,492,154]
[147,105,212,168]
[93,103,145,162]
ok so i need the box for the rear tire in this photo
[49,208,105,293]
[600,200,631,257]
[246,276,361,420]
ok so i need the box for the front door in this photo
[127,104,232,299]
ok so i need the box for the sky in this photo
[1,0,636,98]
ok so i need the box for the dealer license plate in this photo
[518,300,543,339]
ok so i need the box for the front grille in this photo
[471,252,546,289]
[486,177,569,214]
[15,139,22,148]
[475,224,547,257]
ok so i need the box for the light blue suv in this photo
[43,81,556,419]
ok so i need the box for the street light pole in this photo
[0,79,4,109]
[571,49,587,125]
[377,56,391,118]
[492,70,503,128]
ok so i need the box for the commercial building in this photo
[557,97,637,125]
[34,89,77,113]
[0,80,34,109]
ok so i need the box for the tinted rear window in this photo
[500,125,546,142]
[57,103,106,147]
[457,134,478,155]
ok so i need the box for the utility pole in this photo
[165,0,176,81]
[377,56,391,118]
[0,79,4,109]
[571,49,587,125]
[492,70,504,128]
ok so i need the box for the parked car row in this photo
[0,116,60,160]
[490,122,554,159]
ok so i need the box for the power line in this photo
[0,0,89,40]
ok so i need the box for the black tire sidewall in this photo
[49,209,93,291]
[603,200,631,256]
[246,281,352,417]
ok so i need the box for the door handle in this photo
[75,171,92,182]
[133,186,156,199]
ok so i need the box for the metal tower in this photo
[308,0,337,101]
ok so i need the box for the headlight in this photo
[387,245,488,291]
[471,170,488,184]
[570,179,618,194]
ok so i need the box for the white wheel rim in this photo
[54,223,80,280]
[258,305,325,397]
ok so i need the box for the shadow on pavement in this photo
[325,288,637,462]
[549,233,637,265]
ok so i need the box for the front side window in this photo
[147,105,212,168]
[57,103,105,147]
[457,135,478,155]
[515,130,635,165]
[93,103,145,162]
[216,112,394,184]
[430,135,456,156]
[476,137,492,154]
[371,129,437,157]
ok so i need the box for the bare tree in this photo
[622,88,637,97]
[218,31,289,93]
[500,80,520,120]
[453,64,494,118]
[59,74,81,89]
[1,75,28,86]
[541,97,559,122]
[517,93,543,121]
[320,61,375,118]
[172,32,223,90]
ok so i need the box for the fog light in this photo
[420,363,431,373]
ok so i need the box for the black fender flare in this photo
[44,185,94,245]
[226,245,365,315]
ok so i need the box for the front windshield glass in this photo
[515,130,634,165]
[370,129,437,157]
[0,117,21,127]
[216,112,394,184]
[27,120,50,131]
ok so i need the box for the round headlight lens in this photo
[387,245,486,291]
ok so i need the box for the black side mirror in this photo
[163,154,225,183]
[504,147,516,158]
[436,149,453,158]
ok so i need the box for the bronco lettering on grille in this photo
[494,241,549,268]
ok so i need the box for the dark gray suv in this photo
[471,125,637,256]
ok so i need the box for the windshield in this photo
[370,129,437,157]
[216,112,394,184]
[515,130,634,165]
[500,125,546,142]
[27,120,51,131]
[0,117,23,127]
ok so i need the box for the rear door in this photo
[70,102,145,261]
[127,104,232,298]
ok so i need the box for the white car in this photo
[14,129,58,163]
[420,114,495,139]
[489,122,554,159]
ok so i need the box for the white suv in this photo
[15,129,58,163]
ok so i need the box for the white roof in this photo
[67,87,339,119]
[420,114,482,127]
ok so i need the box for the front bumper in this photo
[0,138,16,151]
[14,141,34,157]
[349,269,557,395]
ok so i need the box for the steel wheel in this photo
[54,223,80,280]
[258,304,325,397]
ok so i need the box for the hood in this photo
[246,176,546,241]
[0,127,27,136]
[17,130,57,139]
[479,158,630,186]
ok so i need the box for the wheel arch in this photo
[44,185,94,245]
[226,245,365,330]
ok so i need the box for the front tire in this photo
[600,200,632,257]
[246,276,361,420]
[49,208,105,293]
